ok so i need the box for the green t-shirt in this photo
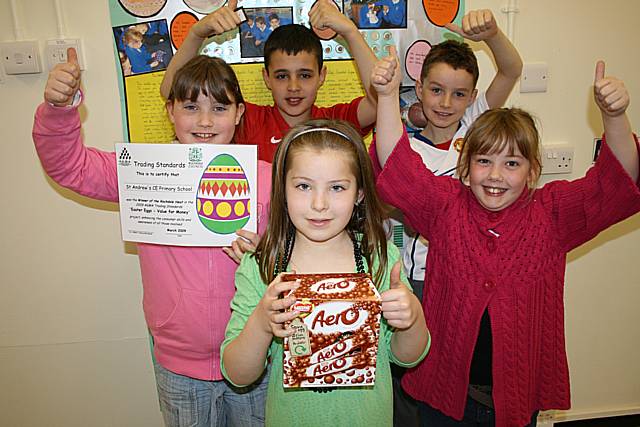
[221,241,429,426]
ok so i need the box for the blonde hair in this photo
[123,28,143,44]
[457,108,542,190]
[255,119,388,286]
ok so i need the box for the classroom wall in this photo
[0,1,638,426]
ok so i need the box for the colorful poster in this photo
[115,143,257,246]
[108,0,465,142]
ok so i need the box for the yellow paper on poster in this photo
[232,59,364,106]
[125,72,175,143]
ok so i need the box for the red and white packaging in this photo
[282,273,381,388]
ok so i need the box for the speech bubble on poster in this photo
[405,40,431,81]
[422,0,460,27]
[118,0,167,18]
[184,0,227,14]
[170,12,199,50]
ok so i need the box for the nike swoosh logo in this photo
[270,136,281,144]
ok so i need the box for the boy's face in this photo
[257,21,266,31]
[270,18,280,28]
[167,91,245,145]
[263,50,326,126]
[416,62,477,138]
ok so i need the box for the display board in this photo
[108,0,465,143]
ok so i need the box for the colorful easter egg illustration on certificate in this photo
[196,154,250,234]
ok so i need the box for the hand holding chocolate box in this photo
[282,273,381,388]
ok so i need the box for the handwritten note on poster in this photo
[124,72,175,143]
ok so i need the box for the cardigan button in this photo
[483,281,496,291]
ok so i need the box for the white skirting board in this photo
[537,407,640,426]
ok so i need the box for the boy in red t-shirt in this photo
[161,0,377,162]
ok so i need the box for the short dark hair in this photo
[268,13,280,22]
[264,24,323,72]
[420,40,479,87]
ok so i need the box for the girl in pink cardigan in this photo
[370,48,640,426]
[33,50,271,427]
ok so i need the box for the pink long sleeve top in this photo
[33,101,272,381]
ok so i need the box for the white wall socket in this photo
[46,38,85,70]
[1,40,42,74]
[520,62,548,93]
[542,144,574,174]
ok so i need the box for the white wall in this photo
[0,1,638,426]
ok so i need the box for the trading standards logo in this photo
[118,146,131,166]
[188,147,203,168]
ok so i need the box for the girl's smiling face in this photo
[285,148,362,245]
[468,144,533,212]
[167,91,244,145]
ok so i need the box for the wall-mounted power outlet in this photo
[1,40,42,74]
[542,144,574,174]
[45,38,85,70]
[520,62,548,93]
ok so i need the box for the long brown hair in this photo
[255,119,388,286]
[457,108,542,190]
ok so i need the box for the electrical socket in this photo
[520,62,548,93]
[1,40,42,74]
[542,144,574,174]
[45,38,85,70]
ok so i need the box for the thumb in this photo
[594,60,605,84]
[389,261,403,289]
[67,47,79,66]
[387,44,397,60]
[444,22,463,36]
[228,0,237,10]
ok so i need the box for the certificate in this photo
[116,143,258,246]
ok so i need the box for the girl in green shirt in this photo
[221,119,430,425]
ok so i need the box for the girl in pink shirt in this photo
[33,51,271,427]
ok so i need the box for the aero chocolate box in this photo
[282,273,381,388]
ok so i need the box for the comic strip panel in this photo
[113,19,174,76]
[345,0,406,29]
[239,7,294,58]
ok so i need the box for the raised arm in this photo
[45,47,81,107]
[159,0,241,98]
[594,61,638,182]
[309,0,378,127]
[446,9,523,108]
[370,45,403,166]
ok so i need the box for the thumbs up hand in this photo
[371,45,401,97]
[594,60,629,118]
[191,0,242,40]
[445,9,498,43]
[44,48,81,107]
[381,262,421,329]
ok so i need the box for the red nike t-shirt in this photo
[235,97,369,163]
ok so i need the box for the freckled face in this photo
[469,144,533,212]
